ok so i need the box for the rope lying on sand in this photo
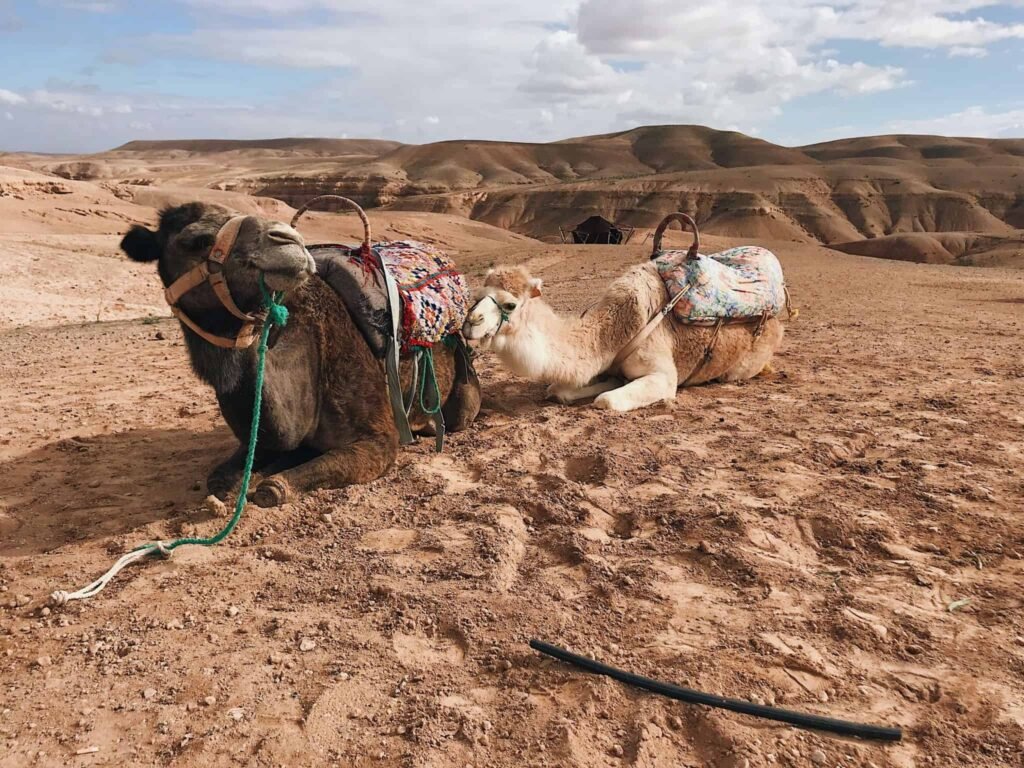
[51,279,288,605]
[530,640,903,743]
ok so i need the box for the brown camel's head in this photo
[120,203,316,313]
[462,265,543,348]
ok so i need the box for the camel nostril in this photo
[268,229,303,246]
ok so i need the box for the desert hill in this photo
[3,125,1023,266]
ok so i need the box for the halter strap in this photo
[162,215,264,349]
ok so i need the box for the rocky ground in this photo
[1,233,1023,768]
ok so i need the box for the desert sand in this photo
[0,130,1023,768]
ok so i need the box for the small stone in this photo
[203,696,216,707]
[208,633,220,644]
[396,725,407,735]
[155,330,167,340]
[166,618,183,630]
[228,707,244,721]
[906,644,924,655]
[299,638,316,652]
[205,495,227,517]
[269,652,285,665]
[668,716,683,730]
[40,607,50,617]
[498,658,513,671]
[34,656,52,668]
[1013,636,1024,647]
[17,595,31,607]
[142,688,157,700]
[697,540,714,554]
[811,749,827,764]
[322,514,333,524]
[226,606,240,618]
[610,744,624,757]
[818,690,829,703]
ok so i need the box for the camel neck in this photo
[179,310,255,394]
[492,299,588,385]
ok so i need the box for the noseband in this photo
[469,294,511,337]
[163,215,264,349]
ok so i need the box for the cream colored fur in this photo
[463,263,784,412]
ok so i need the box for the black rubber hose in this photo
[530,640,902,743]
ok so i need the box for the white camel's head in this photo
[462,265,543,349]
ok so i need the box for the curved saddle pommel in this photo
[652,212,700,261]
[291,194,372,258]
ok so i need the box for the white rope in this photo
[51,542,171,605]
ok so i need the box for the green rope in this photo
[140,276,288,553]
[417,348,443,415]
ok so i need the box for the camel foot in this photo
[756,362,776,378]
[547,379,621,405]
[252,477,290,508]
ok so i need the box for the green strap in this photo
[416,348,445,452]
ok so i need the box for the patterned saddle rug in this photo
[655,245,787,324]
[310,240,470,357]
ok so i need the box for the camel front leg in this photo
[593,368,677,412]
[546,378,622,405]
[207,446,273,500]
[250,433,398,507]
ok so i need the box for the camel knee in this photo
[594,372,675,412]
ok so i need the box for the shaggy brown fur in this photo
[122,203,480,506]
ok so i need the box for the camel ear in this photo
[121,225,161,263]
[528,277,543,298]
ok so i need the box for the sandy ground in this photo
[1,231,1023,768]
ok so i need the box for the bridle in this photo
[467,294,511,338]
[163,215,264,349]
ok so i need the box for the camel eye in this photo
[501,302,517,313]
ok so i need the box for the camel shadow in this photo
[0,427,235,557]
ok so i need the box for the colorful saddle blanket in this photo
[309,240,469,356]
[655,245,786,323]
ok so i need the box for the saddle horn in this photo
[652,212,700,261]
[290,194,372,257]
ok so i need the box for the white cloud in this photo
[164,1,927,141]
[6,1,1024,151]
[887,105,1024,138]
[948,45,988,58]
[0,88,26,105]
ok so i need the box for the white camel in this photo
[462,225,787,412]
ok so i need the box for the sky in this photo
[0,0,1022,153]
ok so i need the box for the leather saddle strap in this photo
[611,285,690,371]
[378,248,415,446]
[171,305,258,349]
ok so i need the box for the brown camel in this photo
[121,202,481,507]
